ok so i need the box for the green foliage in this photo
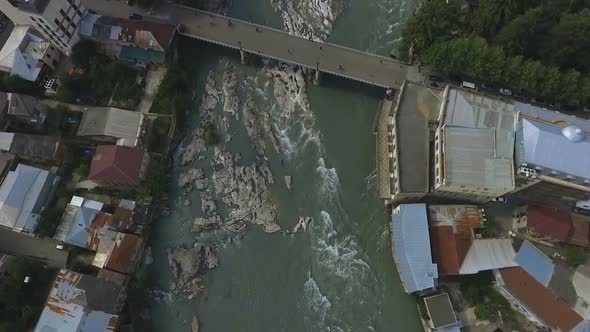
[400,0,590,105]
[565,245,588,267]
[204,121,221,146]
[37,208,64,238]
[59,46,143,106]
[398,0,464,61]
[539,9,590,72]
[71,40,98,69]
[424,37,590,105]
[460,272,516,323]
[150,38,199,129]
[148,117,171,153]
[145,158,164,199]
[416,296,430,320]
[0,258,54,331]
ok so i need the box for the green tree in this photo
[494,7,544,56]
[71,40,98,69]
[565,245,588,267]
[398,0,464,61]
[540,9,590,72]
[472,0,519,38]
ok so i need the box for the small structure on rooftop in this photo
[423,293,463,332]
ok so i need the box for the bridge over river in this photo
[172,6,409,89]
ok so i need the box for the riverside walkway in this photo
[172,6,408,89]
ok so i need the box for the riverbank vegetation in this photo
[58,40,144,107]
[400,0,590,106]
[150,37,199,130]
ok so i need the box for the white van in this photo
[461,81,478,91]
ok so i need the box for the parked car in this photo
[129,13,143,20]
[461,81,478,91]
[499,87,512,96]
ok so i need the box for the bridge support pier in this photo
[239,49,248,64]
[313,69,322,86]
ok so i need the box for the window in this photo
[65,31,72,39]
[52,60,58,66]
[46,53,51,59]
[54,18,60,26]
[50,46,55,51]
[30,16,37,22]
[60,9,66,17]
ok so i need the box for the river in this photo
[147,0,421,331]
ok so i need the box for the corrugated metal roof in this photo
[514,241,555,286]
[519,118,590,181]
[443,126,515,194]
[77,107,143,147]
[54,198,104,248]
[34,269,121,332]
[428,205,483,236]
[423,293,461,329]
[391,204,438,293]
[0,132,14,151]
[0,164,54,232]
[459,239,517,274]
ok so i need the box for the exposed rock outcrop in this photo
[167,246,219,300]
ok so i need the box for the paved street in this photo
[0,228,68,267]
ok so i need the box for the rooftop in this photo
[390,204,438,293]
[34,269,121,332]
[526,206,572,242]
[570,213,590,247]
[514,241,555,286]
[89,145,147,187]
[0,26,50,81]
[0,132,63,161]
[395,83,442,193]
[516,117,590,182]
[77,107,144,147]
[92,231,142,274]
[54,196,104,248]
[498,266,583,331]
[423,293,462,330]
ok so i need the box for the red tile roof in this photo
[569,213,590,247]
[89,145,145,187]
[499,267,583,331]
[430,225,472,275]
[526,206,572,242]
[105,233,142,274]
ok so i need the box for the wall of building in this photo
[40,42,62,69]
[5,0,87,53]
[138,153,150,181]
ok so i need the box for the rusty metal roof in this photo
[34,269,122,332]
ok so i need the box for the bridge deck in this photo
[173,6,408,89]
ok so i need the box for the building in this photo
[79,14,177,67]
[387,82,443,204]
[77,107,146,147]
[390,204,438,293]
[423,293,463,332]
[432,87,516,202]
[0,151,16,183]
[495,241,588,330]
[522,206,590,246]
[511,103,590,210]
[429,205,517,275]
[0,25,60,81]
[4,91,47,124]
[0,0,87,53]
[0,132,64,162]
[54,195,104,247]
[0,163,59,233]
[110,199,143,235]
[88,145,149,188]
[92,231,142,274]
[34,268,124,332]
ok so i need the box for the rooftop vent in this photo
[562,125,586,142]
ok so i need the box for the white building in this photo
[0,25,61,81]
[0,0,87,53]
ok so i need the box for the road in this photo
[82,1,409,89]
[0,228,68,267]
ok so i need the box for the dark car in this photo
[129,13,143,20]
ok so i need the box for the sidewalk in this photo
[137,66,167,113]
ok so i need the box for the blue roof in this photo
[514,241,554,286]
[120,46,165,64]
[572,320,590,332]
[391,203,438,293]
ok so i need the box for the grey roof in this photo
[443,126,515,194]
[0,164,56,232]
[423,293,462,329]
[459,239,517,274]
[77,107,143,147]
[395,83,442,193]
[514,241,554,286]
[390,204,438,293]
[34,269,120,332]
[0,132,62,161]
[54,197,104,248]
[444,89,516,159]
[516,118,590,181]
[6,93,42,118]
[548,263,577,306]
